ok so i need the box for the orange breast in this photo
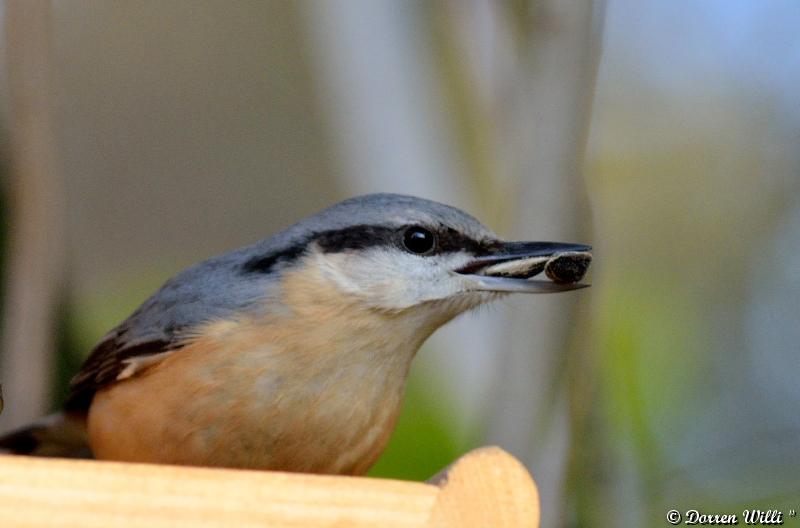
[88,257,433,474]
[88,330,410,474]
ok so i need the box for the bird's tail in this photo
[0,412,92,458]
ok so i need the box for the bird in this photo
[0,193,591,475]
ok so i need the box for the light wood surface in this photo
[0,446,539,527]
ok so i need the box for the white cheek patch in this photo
[309,247,474,310]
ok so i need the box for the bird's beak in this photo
[455,241,592,293]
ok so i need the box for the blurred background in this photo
[0,1,798,526]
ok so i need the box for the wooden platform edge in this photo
[0,446,539,528]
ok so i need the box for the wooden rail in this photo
[0,446,539,527]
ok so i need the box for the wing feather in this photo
[65,329,185,410]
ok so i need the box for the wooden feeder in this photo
[0,446,539,527]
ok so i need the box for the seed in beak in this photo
[478,256,549,279]
[544,252,592,284]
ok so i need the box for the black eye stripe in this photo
[314,224,494,255]
[241,224,497,274]
[240,244,307,274]
[437,226,495,255]
[314,225,398,252]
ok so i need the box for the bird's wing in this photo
[64,247,280,410]
[65,329,186,410]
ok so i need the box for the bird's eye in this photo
[402,226,436,255]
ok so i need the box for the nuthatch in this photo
[0,194,590,474]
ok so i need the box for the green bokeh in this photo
[368,369,466,481]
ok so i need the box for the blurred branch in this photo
[0,0,64,430]
[481,1,604,527]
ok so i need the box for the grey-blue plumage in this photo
[67,194,494,409]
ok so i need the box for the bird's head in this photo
[243,194,591,327]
